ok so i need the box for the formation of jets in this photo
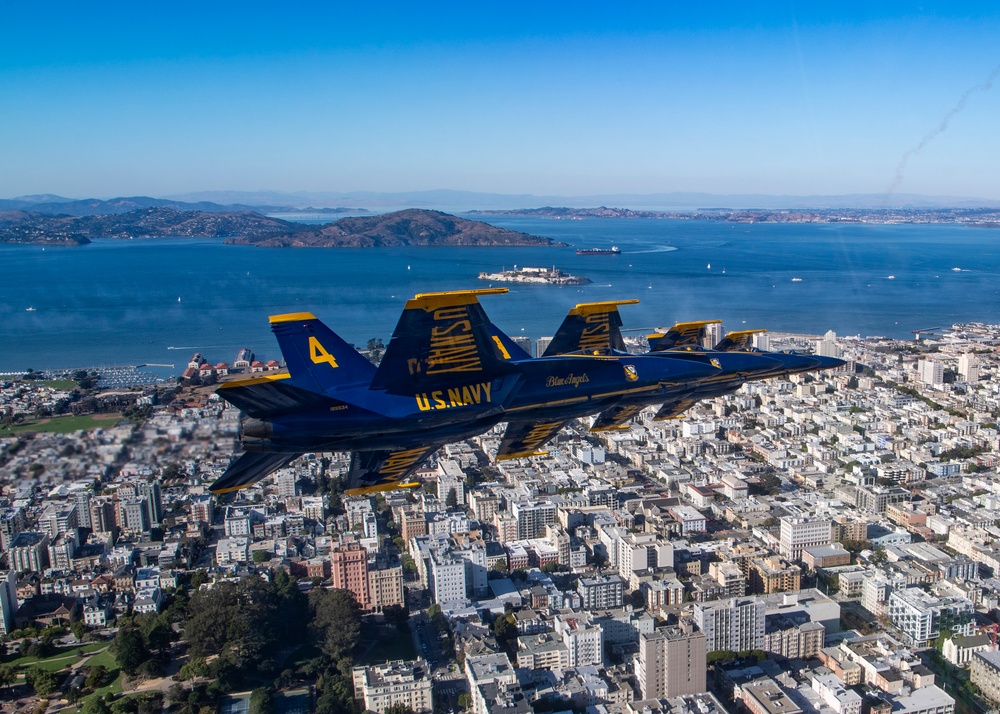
[209,289,844,496]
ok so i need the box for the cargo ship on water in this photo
[478,265,591,286]
[576,246,621,255]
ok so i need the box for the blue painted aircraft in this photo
[210,289,721,495]
[523,302,844,431]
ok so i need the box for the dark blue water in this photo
[2,218,998,374]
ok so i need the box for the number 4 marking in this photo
[309,337,339,368]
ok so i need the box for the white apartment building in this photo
[694,597,766,653]
[779,516,833,561]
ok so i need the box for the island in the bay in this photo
[478,265,590,285]
[0,206,561,247]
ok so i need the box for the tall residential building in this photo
[779,516,833,561]
[749,556,802,594]
[137,480,164,526]
[330,542,371,609]
[918,359,944,387]
[511,501,557,539]
[368,565,405,611]
[0,570,17,637]
[437,459,466,506]
[352,659,433,714]
[636,626,707,699]
[958,353,980,383]
[577,574,625,610]
[887,587,974,647]
[971,650,1000,706]
[118,499,150,535]
[9,532,51,573]
[694,597,766,654]
[815,330,842,359]
[0,506,25,552]
[703,322,724,349]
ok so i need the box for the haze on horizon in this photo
[3,2,1000,202]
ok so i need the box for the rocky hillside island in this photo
[0,207,559,247]
[224,209,561,247]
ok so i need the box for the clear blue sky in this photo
[2,2,999,200]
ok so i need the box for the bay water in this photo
[2,217,998,376]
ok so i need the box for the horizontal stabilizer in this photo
[647,320,722,352]
[210,451,301,494]
[496,419,569,460]
[543,300,638,356]
[590,403,647,431]
[345,446,437,495]
[372,289,516,393]
[269,312,375,394]
[714,329,767,352]
[216,373,338,418]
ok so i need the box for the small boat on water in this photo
[25,306,36,312]
[576,246,621,255]
[791,277,803,282]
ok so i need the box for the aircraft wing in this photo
[714,329,767,352]
[647,320,722,352]
[496,419,571,460]
[542,300,638,356]
[344,446,438,496]
[370,289,517,394]
[589,403,648,431]
[210,451,302,494]
[652,396,699,421]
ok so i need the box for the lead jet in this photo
[530,303,843,430]
[211,289,721,494]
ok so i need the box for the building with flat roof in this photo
[351,659,433,714]
[635,626,706,699]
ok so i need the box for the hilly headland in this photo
[0,206,559,247]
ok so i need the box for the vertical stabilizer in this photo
[269,312,376,394]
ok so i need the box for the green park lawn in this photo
[0,413,121,435]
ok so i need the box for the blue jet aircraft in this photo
[210,289,721,495]
[516,302,844,432]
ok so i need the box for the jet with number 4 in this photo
[210,289,722,496]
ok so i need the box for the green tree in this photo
[26,667,61,696]
[111,624,149,676]
[249,688,272,714]
[71,619,89,640]
[869,545,888,566]
[446,488,458,509]
[85,664,110,690]
[0,663,17,688]
[252,550,270,564]
[80,696,112,714]
[457,693,471,711]
[308,588,361,661]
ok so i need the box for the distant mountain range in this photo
[163,189,1000,211]
[5,190,1000,214]
[0,194,367,216]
